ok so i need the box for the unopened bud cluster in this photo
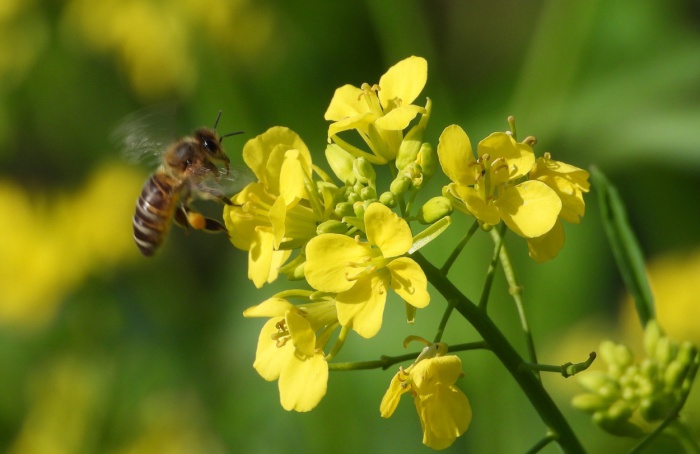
[572,321,697,437]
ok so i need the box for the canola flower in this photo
[223,56,654,452]
[381,339,472,450]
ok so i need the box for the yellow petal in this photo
[478,132,534,179]
[437,125,477,186]
[243,127,312,194]
[324,84,366,121]
[411,356,464,394]
[415,386,472,450]
[537,174,586,224]
[497,181,561,238]
[278,352,328,412]
[387,257,430,308]
[248,229,290,288]
[380,371,411,418]
[457,186,500,226]
[365,203,412,258]
[378,56,427,108]
[327,112,375,138]
[279,148,310,205]
[374,105,425,130]
[527,220,565,263]
[286,309,316,358]
[243,297,294,318]
[305,234,372,293]
[336,274,388,339]
[252,317,291,381]
[225,182,275,251]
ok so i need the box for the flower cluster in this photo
[226,56,590,450]
[572,321,698,436]
[438,125,589,262]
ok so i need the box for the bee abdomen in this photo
[133,173,179,256]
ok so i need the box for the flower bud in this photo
[360,186,377,201]
[395,98,431,170]
[325,144,355,184]
[278,254,306,281]
[335,201,354,218]
[592,411,645,437]
[379,191,397,207]
[654,337,675,367]
[353,201,366,218]
[639,395,673,422]
[353,157,376,184]
[416,143,437,183]
[571,393,611,412]
[390,175,412,196]
[316,219,348,235]
[417,196,453,224]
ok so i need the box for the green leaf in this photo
[591,166,655,326]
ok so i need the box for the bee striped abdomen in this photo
[133,172,180,256]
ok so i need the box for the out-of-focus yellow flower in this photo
[243,293,338,412]
[324,56,428,163]
[224,127,320,288]
[0,163,142,328]
[621,248,700,347]
[381,341,472,450]
[438,124,561,239]
[304,202,429,339]
[60,0,275,99]
[8,357,108,454]
[113,392,227,454]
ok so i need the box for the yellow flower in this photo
[224,127,320,287]
[381,342,472,450]
[304,203,429,338]
[438,124,561,239]
[526,153,590,262]
[243,294,338,412]
[324,56,428,163]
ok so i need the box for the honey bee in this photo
[123,111,242,256]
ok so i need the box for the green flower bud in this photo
[654,337,676,367]
[639,395,673,422]
[417,196,453,224]
[390,175,412,196]
[606,400,633,421]
[335,201,354,218]
[614,344,634,369]
[353,201,366,218]
[593,411,645,437]
[379,191,397,207]
[578,371,617,393]
[347,192,361,204]
[316,219,348,235]
[396,98,431,170]
[663,360,687,390]
[416,142,437,182]
[353,157,376,184]
[325,144,356,184]
[571,393,611,413]
[360,186,377,201]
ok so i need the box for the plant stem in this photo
[413,251,585,454]
[479,223,507,310]
[491,228,541,377]
[441,220,479,275]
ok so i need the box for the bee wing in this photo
[111,104,178,167]
[191,164,254,200]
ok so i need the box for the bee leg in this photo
[217,195,233,206]
[174,207,192,235]
[181,207,228,236]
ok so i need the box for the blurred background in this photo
[1,0,699,452]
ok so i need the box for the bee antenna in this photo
[219,131,244,142]
[213,111,223,130]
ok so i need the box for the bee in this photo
[125,111,242,256]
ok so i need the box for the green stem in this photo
[328,341,489,372]
[479,223,506,310]
[441,220,479,275]
[525,432,557,454]
[413,251,584,454]
[492,228,540,377]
